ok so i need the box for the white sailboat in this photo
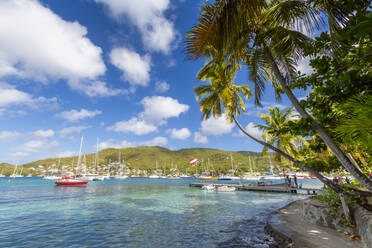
[112,151,128,179]
[0,169,5,177]
[149,160,160,178]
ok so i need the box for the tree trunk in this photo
[232,115,344,193]
[263,44,372,192]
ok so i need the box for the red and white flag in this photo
[189,158,198,166]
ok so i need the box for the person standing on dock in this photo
[293,174,298,188]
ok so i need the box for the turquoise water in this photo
[0,178,318,247]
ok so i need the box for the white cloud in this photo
[0,82,58,111]
[296,56,314,75]
[194,131,208,144]
[33,129,54,138]
[12,139,58,158]
[69,81,126,97]
[97,139,126,150]
[107,96,188,135]
[107,117,157,135]
[237,122,263,138]
[18,140,45,153]
[57,109,102,122]
[97,137,166,149]
[110,48,151,88]
[168,128,191,140]
[140,96,189,124]
[0,131,20,141]
[142,136,167,146]
[155,81,170,93]
[201,114,234,136]
[57,151,76,158]
[59,125,90,138]
[95,0,177,54]
[0,0,106,85]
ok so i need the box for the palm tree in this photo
[195,59,344,193]
[256,107,304,163]
[185,0,372,191]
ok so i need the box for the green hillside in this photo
[13,146,292,176]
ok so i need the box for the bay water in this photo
[0,178,319,247]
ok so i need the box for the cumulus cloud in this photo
[0,0,105,80]
[11,139,58,158]
[59,125,90,138]
[0,0,126,97]
[0,82,58,111]
[142,136,168,146]
[296,56,314,75]
[97,139,127,150]
[167,128,191,140]
[97,137,167,149]
[155,81,170,93]
[0,131,20,141]
[57,151,76,158]
[16,140,57,155]
[110,48,151,88]
[108,96,188,135]
[194,131,208,144]
[236,122,263,138]
[33,129,54,138]
[69,80,126,97]
[140,96,189,125]
[57,109,102,122]
[201,114,234,136]
[107,117,157,135]
[95,0,177,54]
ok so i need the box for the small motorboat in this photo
[55,176,87,186]
[216,186,236,192]
[201,184,215,191]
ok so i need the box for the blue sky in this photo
[0,0,311,164]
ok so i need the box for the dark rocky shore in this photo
[265,199,372,248]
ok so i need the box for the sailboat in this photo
[43,160,63,180]
[149,160,160,178]
[218,154,239,180]
[199,158,218,180]
[56,137,88,186]
[112,151,128,179]
[242,155,262,180]
[10,165,24,178]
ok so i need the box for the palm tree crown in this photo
[256,107,303,162]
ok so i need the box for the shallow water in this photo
[0,178,319,248]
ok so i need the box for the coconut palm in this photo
[256,107,304,163]
[185,0,372,191]
[195,59,344,193]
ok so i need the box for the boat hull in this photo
[199,177,218,180]
[55,181,87,186]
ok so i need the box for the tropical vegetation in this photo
[185,0,371,193]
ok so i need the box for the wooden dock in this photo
[189,182,324,195]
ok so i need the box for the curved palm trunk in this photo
[232,115,344,193]
[263,44,372,192]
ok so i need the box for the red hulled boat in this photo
[55,175,88,186]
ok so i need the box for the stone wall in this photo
[353,205,372,248]
[302,198,355,234]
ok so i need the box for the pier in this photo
[189,182,324,195]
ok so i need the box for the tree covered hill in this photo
[1,146,290,176]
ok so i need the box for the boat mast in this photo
[230,153,234,174]
[77,136,84,175]
[249,155,252,174]
[94,137,99,174]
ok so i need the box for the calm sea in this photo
[0,178,319,247]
